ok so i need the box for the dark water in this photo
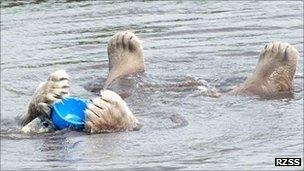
[1,0,303,170]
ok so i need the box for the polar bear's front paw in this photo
[84,90,138,133]
[44,70,70,104]
[20,70,70,126]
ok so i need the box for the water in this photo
[1,0,303,170]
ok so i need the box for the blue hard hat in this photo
[51,96,89,130]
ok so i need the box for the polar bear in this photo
[20,31,143,134]
[229,41,299,98]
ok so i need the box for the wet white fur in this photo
[20,70,70,126]
[20,31,142,133]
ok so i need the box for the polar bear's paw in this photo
[105,31,145,88]
[20,70,70,126]
[85,90,138,133]
[44,70,70,103]
[230,41,298,97]
[107,31,143,63]
[260,41,296,61]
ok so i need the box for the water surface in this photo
[1,0,303,170]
